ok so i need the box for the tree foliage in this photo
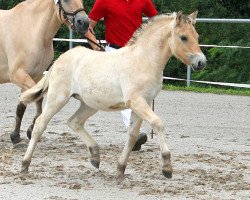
[1,0,249,84]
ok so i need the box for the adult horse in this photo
[0,0,89,144]
[20,11,206,179]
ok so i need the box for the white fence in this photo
[53,18,250,89]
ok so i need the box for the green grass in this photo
[163,84,250,96]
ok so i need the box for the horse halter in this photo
[57,0,86,30]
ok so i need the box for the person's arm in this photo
[143,0,158,17]
[84,0,106,51]
[84,20,102,51]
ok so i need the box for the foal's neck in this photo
[131,18,174,71]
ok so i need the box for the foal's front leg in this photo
[129,97,173,178]
[117,112,142,181]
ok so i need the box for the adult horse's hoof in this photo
[26,124,34,140]
[10,133,22,144]
[90,159,100,169]
[13,140,28,149]
[162,170,172,178]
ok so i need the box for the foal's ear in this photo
[189,11,198,25]
[175,11,183,26]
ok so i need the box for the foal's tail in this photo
[20,68,52,104]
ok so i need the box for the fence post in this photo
[69,29,73,49]
[187,65,191,87]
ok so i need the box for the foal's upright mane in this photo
[127,12,193,46]
[127,13,176,46]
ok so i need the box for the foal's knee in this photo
[151,117,164,133]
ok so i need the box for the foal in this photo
[0,0,89,143]
[20,11,206,179]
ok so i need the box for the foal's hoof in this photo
[162,170,172,178]
[21,160,31,174]
[116,173,125,184]
[90,159,100,169]
[20,166,29,175]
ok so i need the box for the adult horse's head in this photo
[169,11,206,71]
[55,0,89,34]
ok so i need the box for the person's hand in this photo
[93,45,105,51]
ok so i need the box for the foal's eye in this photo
[180,35,188,42]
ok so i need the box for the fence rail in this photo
[143,17,250,23]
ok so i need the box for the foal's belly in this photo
[80,87,126,111]
[0,44,10,83]
[0,65,10,83]
[0,52,10,83]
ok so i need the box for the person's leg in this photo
[120,109,131,128]
[121,109,147,151]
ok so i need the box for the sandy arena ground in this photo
[0,83,249,200]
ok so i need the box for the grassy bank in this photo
[163,84,250,96]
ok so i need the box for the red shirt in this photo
[89,0,158,47]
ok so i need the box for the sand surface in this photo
[0,83,249,200]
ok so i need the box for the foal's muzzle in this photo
[189,53,207,71]
[74,14,89,34]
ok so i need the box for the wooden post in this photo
[151,99,155,139]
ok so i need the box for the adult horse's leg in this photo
[26,97,43,140]
[117,112,142,181]
[21,93,69,174]
[9,66,37,143]
[129,97,173,178]
[67,102,100,168]
[10,101,26,144]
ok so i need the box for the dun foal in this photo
[0,0,89,144]
[20,11,206,179]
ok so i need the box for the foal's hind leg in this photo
[26,97,43,140]
[10,101,26,144]
[67,103,100,168]
[117,112,142,181]
[21,94,69,173]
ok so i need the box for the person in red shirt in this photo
[85,0,158,151]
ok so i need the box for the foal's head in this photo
[169,11,206,71]
[55,0,89,34]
